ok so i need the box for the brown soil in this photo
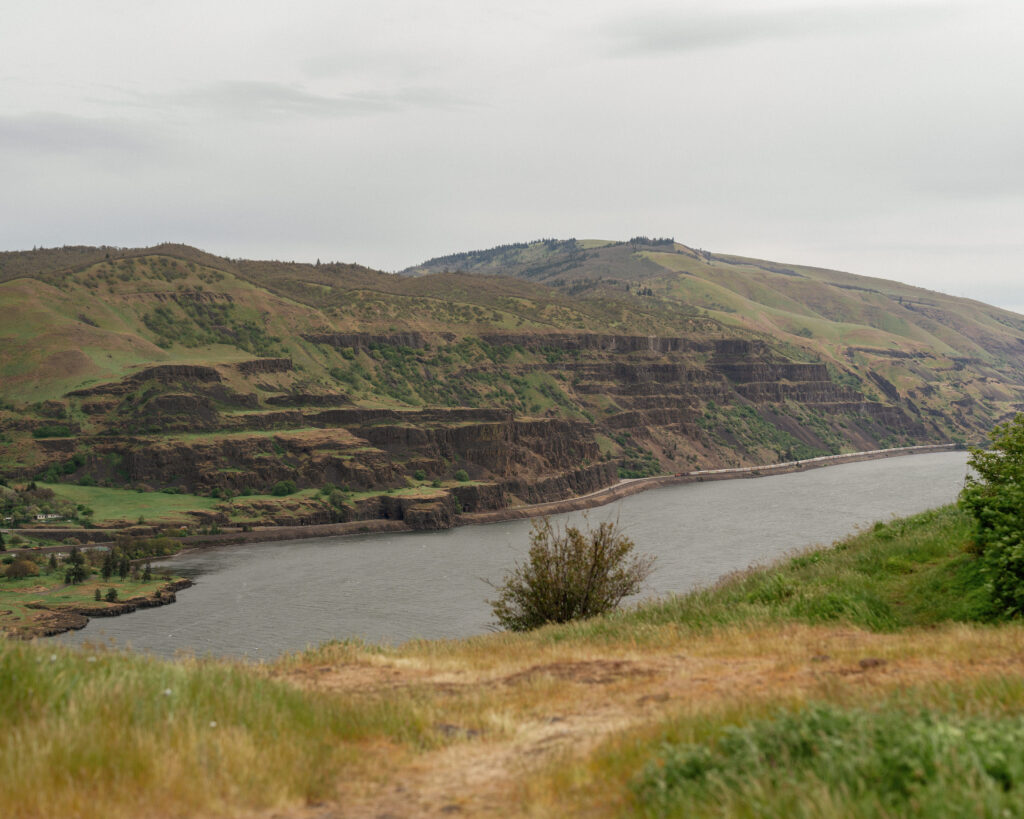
[270,623,1024,818]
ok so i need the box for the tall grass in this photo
[632,686,1024,818]
[0,642,433,817]
[540,504,988,647]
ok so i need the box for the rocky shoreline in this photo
[166,442,959,551]
[10,444,960,557]
[12,579,193,640]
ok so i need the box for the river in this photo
[58,450,970,659]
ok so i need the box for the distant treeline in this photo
[627,236,675,247]
[418,238,579,271]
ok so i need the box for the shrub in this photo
[488,518,654,631]
[633,704,1024,816]
[960,415,1024,616]
[32,424,71,439]
[271,480,297,496]
[454,469,469,482]
[413,469,427,482]
[5,559,39,580]
[105,587,118,602]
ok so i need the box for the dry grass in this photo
[268,621,1024,817]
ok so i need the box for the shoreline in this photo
[9,443,960,558]
[20,443,958,641]
[171,442,961,552]
[8,579,193,640]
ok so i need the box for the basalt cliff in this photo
[1,239,1019,532]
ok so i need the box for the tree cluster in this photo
[960,415,1024,616]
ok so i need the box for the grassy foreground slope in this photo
[4,504,1024,817]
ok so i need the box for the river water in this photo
[58,451,970,660]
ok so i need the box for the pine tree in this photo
[66,546,88,584]
[94,588,101,601]
[101,549,114,581]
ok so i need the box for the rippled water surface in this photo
[58,451,969,659]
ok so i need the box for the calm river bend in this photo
[58,450,970,659]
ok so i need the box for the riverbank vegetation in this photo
[0,546,182,637]
[3,493,1019,817]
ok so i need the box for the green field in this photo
[39,483,218,524]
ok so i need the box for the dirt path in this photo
[272,623,1024,818]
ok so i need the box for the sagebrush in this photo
[488,518,654,631]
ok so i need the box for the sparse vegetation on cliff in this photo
[0,239,1014,526]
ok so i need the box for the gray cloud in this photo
[602,3,963,56]
[1,1,1022,313]
[160,80,470,120]
[0,112,164,158]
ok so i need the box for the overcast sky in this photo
[3,1,1023,311]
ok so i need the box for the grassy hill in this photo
[408,236,1024,386]
[0,239,1019,532]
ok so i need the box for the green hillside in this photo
[0,239,1018,533]
[408,236,1024,378]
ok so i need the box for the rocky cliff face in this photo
[13,326,963,522]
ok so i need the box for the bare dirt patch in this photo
[271,624,1024,818]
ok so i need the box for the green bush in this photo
[488,519,654,631]
[633,704,1024,816]
[960,414,1024,616]
[32,425,71,439]
[271,480,297,496]
[413,469,427,482]
[454,469,469,482]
